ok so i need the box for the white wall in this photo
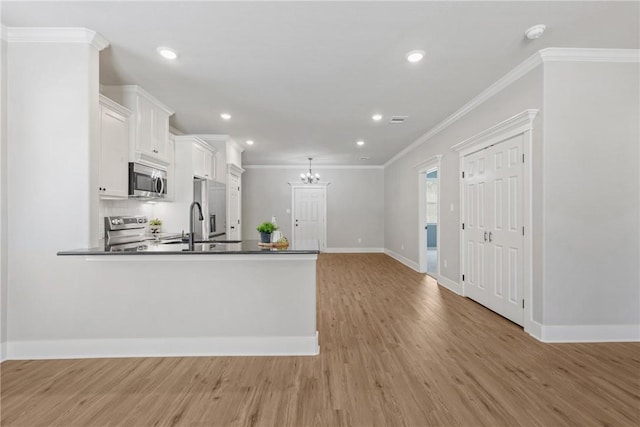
[0,28,8,361]
[384,66,544,319]
[243,167,385,250]
[7,33,103,346]
[384,52,639,339]
[543,61,639,326]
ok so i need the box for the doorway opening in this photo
[416,155,441,277]
[425,169,439,274]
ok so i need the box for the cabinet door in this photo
[152,108,169,161]
[203,149,213,180]
[136,96,155,157]
[165,134,175,201]
[99,104,129,198]
[192,143,206,179]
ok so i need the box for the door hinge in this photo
[462,223,465,230]
[462,171,465,179]
[462,274,465,282]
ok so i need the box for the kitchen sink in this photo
[161,239,242,245]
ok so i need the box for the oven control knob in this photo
[111,219,118,225]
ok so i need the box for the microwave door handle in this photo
[158,177,165,195]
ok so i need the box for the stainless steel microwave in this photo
[128,163,167,199]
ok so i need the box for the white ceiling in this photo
[2,1,638,165]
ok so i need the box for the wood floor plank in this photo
[1,253,639,426]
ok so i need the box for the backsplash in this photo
[98,199,154,237]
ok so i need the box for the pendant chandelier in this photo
[300,157,320,184]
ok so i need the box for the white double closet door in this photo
[463,133,524,326]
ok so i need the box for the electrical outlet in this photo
[286,208,291,214]
[444,259,448,268]
[357,238,362,244]
[450,203,454,212]
[401,244,404,251]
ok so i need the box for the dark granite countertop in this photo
[57,239,319,256]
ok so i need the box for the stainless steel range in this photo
[104,215,149,251]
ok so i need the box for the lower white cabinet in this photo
[98,95,131,198]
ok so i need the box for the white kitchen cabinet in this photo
[101,85,174,167]
[98,95,131,198]
[192,141,214,180]
[165,133,176,201]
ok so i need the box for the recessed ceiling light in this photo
[246,140,254,145]
[220,113,231,120]
[357,140,365,146]
[406,50,425,63]
[525,24,546,40]
[372,114,383,121]
[157,46,178,60]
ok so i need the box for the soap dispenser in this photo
[271,216,283,243]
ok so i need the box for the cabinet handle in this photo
[488,232,493,242]
[484,231,488,242]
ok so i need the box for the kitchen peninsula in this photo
[40,241,320,360]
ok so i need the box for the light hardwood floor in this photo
[1,254,639,426]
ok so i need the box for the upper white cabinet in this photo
[101,85,174,167]
[165,133,176,201]
[192,141,214,180]
[98,95,131,198]
[197,134,245,184]
[174,135,216,180]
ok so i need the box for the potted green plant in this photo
[149,218,162,234]
[256,221,278,243]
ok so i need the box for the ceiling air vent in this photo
[389,116,408,124]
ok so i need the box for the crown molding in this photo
[539,47,639,63]
[452,109,538,155]
[6,27,109,51]
[384,49,542,168]
[243,164,384,170]
[101,85,174,115]
[227,163,245,175]
[413,155,442,171]
[384,47,639,168]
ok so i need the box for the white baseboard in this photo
[430,274,462,295]
[324,247,384,253]
[537,324,639,343]
[6,332,320,360]
[525,320,544,341]
[383,249,419,272]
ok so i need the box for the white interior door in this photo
[489,134,524,324]
[463,147,492,307]
[227,172,240,240]
[463,134,524,325]
[292,187,326,250]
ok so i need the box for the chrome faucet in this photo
[189,201,204,250]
